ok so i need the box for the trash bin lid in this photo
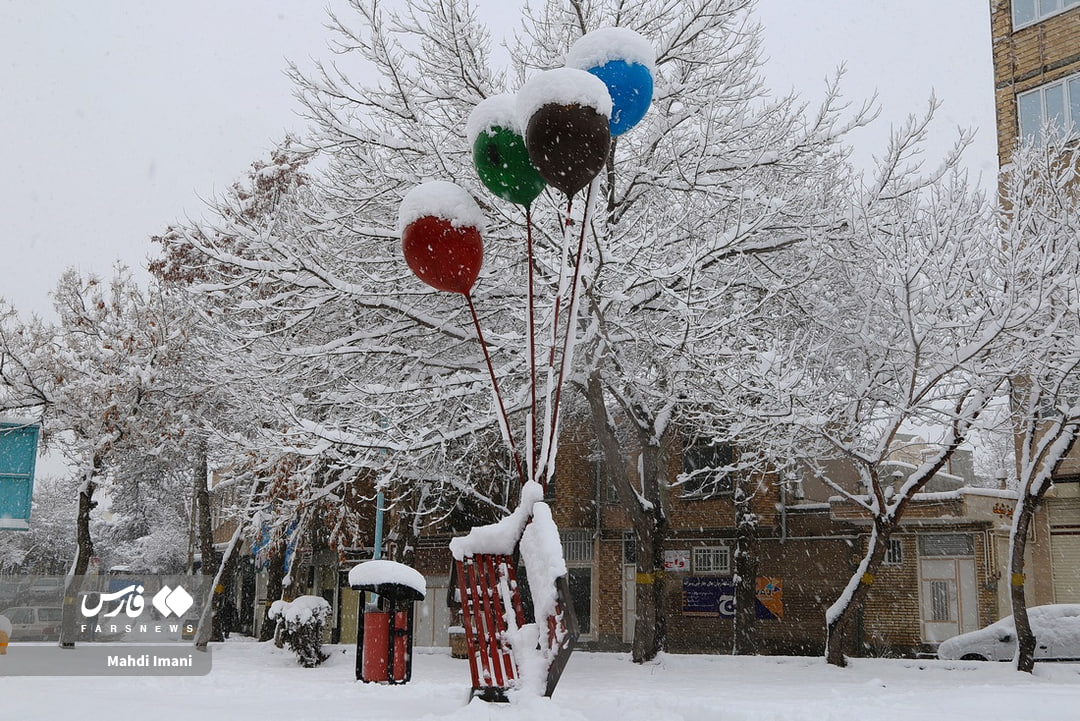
[349,560,426,600]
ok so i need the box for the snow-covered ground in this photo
[2,640,1078,720]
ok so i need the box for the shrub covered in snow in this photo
[267,595,332,668]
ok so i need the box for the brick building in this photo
[990,0,1080,607]
[991,0,1080,164]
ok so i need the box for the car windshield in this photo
[5,608,32,624]
[38,608,63,622]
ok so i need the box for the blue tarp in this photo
[0,422,40,530]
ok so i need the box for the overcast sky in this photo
[0,1,995,321]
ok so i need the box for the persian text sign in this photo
[681,576,784,619]
[663,549,689,572]
[682,577,735,617]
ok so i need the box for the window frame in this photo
[1012,0,1080,31]
[692,545,732,575]
[680,436,735,499]
[883,537,904,566]
[918,533,975,558]
[560,529,594,564]
[1017,72,1080,143]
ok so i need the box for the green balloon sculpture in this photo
[467,95,546,207]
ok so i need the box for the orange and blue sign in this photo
[755,577,783,620]
[682,576,783,620]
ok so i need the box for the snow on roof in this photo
[449,481,545,560]
[516,68,613,130]
[828,486,1018,504]
[782,502,832,512]
[465,93,521,145]
[565,26,656,74]
[397,181,486,237]
[913,486,1018,502]
[348,559,426,597]
[0,416,38,427]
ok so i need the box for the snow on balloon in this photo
[517,67,612,197]
[566,26,655,136]
[398,181,485,295]
[467,94,547,207]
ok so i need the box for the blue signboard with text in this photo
[682,576,736,617]
[0,421,40,530]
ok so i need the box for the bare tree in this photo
[0,268,187,646]
[996,139,1080,673]
[156,0,868,665]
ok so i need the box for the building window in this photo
[622,532,637,565]
[884,537,903,566]
[918,534,974,557]
[1017,73,1080,142]
[680,437,735,498]
[1012,0,1080,30]
[929,580,953,621]
[692,545,731,575]
[561,530,593,563]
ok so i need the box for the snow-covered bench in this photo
[449,481,578,701]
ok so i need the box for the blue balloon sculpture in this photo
[586,58,653,137]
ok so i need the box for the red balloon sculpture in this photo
[398,181,525,483]
[401,215,483,295]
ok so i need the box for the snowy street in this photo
[3,641,1077,721]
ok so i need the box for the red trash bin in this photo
[350,561,426,684]
[361,610,408,682]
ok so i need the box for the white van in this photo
[0,606,63,641]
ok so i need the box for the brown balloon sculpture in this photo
[524,103,611,197]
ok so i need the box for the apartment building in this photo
[990,0,1080,606]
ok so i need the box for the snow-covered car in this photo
[0,606,63,641]
[936,604,1080,662]
[25,577,64,601]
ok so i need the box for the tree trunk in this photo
[584,369,667,662]
[1010,494,1037,672]
[826,521,892,667]
[193,444,221,639]
[732,483,758,655]
[387,484,422,566]
[195,514,248,650]
[60,465,99,648]
[258,541,288,642]
[629,515,668,663]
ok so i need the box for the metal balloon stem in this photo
[464,292,528,486]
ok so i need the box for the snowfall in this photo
[0,639,1077,721]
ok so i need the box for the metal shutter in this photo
[1049,499,1080,603]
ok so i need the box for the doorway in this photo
[918,534,978,644]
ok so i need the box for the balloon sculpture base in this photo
[453,554,579,703]
[449,486,579,703]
